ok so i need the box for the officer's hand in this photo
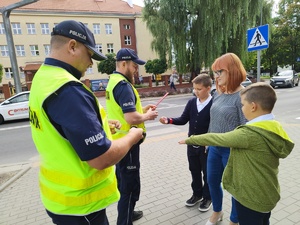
[108,120,121,134]
[146,108,158,120]
[143,104,157,113]
[128,127,144,144]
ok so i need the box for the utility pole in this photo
[0,0,39,94]
[257,0,263,82]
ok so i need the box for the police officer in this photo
[29,21,143,225]
[106,48,158,225]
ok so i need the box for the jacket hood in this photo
[243,120,294,158]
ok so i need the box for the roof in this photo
[0,0,142,15]
[23,63,42,71]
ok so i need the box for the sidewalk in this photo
[1,112,300,224]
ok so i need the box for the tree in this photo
[261,22,282,75]
[0,64,3,83]
[272,0,300,70]
[145,58,167,75]
[97,53,116,75]
[143,0,272,75]
[145,58,167,85]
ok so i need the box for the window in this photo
[30,45,39,56]
[95,44,102,53]
[26,23,36,34]
[20,71,25,79]
[124,24,130,29]
[44,45,50,56]
[107,44,114,53]
[124,36,131,45]
[5,68,13,79]
[86,67,93,74]
[93,24,100,34]
[9,93,29,103]
[12,23,21,34]
[41,23,50,34]
[0,23,5,34]
[0,45,9,56]
[15,45,25,57]
[105,24,112,34]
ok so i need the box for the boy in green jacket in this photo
[179,82,294,225]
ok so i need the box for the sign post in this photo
[247,24,269,82]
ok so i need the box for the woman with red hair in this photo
[205,53,247,225]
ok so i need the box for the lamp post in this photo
[0,0,39,94]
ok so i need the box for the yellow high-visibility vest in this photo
[29,64,119,215]
[105,73,145,140]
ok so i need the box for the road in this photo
[0,87,299,165]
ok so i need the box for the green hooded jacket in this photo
[186,120,294,212]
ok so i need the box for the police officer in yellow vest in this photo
[106,48,158,225]
[29,20,144,225]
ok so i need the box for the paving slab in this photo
[0,111,299,225]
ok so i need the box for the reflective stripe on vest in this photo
[40,169,116,206]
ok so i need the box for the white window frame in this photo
[27,23,36,34]
[0,45,9,56]
[5,68,13,79]
[93,24,100,34]
[41,23,50,35]
[124,24,130,30]
[12,23,22,35]
[30,45,39,56]
[44,44,50,56]
[105,24,112,34]
[15,45,25,57]
[20,71,25,79]
[107,43,114,53]
[124,36,132,45]
[0,23,5,34]
[95,44,102,53]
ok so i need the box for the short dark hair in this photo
[192,74,212,87]
[240,82,277,112]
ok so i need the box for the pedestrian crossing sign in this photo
[247,24,269,52]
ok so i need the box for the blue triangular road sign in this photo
[247,24,269,52]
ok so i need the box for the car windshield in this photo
[275,70,293,77]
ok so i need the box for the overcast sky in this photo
[131,1,280,18]
[132,0,144,7]
[132,0,280,12]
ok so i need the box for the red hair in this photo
[211,53,246,93]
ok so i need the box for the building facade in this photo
[0,0,158,87]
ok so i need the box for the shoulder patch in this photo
[29,107,42,130]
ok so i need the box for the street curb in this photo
[0,165,31,192]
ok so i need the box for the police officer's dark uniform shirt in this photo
[112,72,137,114]
[43,58,111,161]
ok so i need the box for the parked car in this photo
[241,77,252,87]
[270,70,299,88]
[208,78,252,96]
[0,91,30,124]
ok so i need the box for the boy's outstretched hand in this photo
[178,140,186,144]
[159,116,168,124]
